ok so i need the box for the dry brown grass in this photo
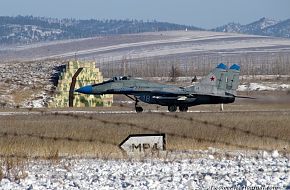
[0,157,28,182]
[0,103,289,160]
[10,88,42,105]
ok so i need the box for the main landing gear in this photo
[168,105,188,112]
[179,105,188,112]
[125,95,189,113]
[168,105,177,112]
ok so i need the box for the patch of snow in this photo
[260,18,279,29]
[22,92,49,108]
[272,150,279,158]
[280,84,290,89]
[262,151,269,158]
[208,155,215,159]
[25,98,45,108]
[237,84,248,91]
[249,83,277,91]
[238,83,290,91]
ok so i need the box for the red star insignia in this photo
[210,76,215,81]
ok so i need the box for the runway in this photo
[1,109,290,116]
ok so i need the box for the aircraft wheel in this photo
[168,105,177,112]
[135,106,143,113]
[179,106,188,112]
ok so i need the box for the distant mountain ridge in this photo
[1,16,290,45]
[0,16,200,45]
[213,17,290,38]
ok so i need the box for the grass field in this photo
[0,99,290,160]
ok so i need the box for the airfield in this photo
[0,31,290,189]
[1,98,290,188]
[0,95,290,158]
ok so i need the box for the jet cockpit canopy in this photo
[112,76,131,81]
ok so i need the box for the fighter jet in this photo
[75,63,245,112]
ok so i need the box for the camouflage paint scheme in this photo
[76,63,241,112]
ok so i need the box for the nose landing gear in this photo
[135,106,143,113]
[125,95,144,113]
[134,98,143,113]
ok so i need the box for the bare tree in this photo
[169,64,181,82]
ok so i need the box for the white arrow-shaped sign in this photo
[119,134,166,155]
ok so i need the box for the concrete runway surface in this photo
[1,109,290,116]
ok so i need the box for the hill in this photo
[213,17,290,38]
[0,16,200,45]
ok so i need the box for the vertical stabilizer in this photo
[188,63,241,97]
[199,63,228,89]
[191,63,228,95]
[226,64,240,95]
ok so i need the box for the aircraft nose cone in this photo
[75,85,93,94]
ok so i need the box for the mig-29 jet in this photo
[76,63,245,112]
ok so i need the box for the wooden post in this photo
[69,68,83,107]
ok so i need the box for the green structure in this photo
[50,61,113,108]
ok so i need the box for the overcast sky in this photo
[1,0,290,29]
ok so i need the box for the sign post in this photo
[119,134,166,156]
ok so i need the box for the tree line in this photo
[94,53,290,79]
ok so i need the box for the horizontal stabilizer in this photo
[235,95,256,99]
[225,92,255,99]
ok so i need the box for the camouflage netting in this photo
[49,61,113,107]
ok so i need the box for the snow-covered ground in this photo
[238,83,290,91]
[0,150,289,189]
[33,31,290,61]
[2,31,290,62]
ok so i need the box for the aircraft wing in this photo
[109,87,188,96]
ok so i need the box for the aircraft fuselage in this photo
[76,76,235,110]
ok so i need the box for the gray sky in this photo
[1,0,290,29]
